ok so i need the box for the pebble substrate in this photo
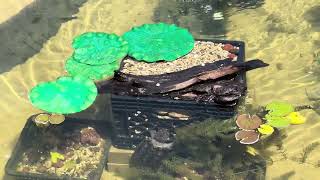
[121,41,237,76]
[16,127,104,179]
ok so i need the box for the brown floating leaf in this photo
[49,114,65,125]
[236,114,262,130]
[235,130,260,145]
[33,113,50,128]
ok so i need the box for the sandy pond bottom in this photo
[1,0,320,179]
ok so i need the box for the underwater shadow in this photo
[304,5,320,32]
[0,0,87,74]
[152,0,264,38]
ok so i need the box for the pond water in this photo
[0,0,319,179]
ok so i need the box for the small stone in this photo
[223,44,234,51]
[80,127,101,146]
[156,83,160,87]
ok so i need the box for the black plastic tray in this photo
[5,115,112,180]
[108,39,246,149]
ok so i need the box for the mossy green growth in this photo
[65,56,120,81]
[123,23,194,62]
[72,32,128,65]
[29,76,97,114]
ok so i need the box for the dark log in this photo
[111,59,268,95]
[166,79,246,105]
[130,128,175,170]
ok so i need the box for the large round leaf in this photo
[65,56,120,81]
[265,114,291,128]
[265,101,294,117]
[29,76,97,114]
[72,32,128,65]
[123,23,194,62]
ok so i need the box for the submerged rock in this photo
[130,128,175,170]
[80,127,101,146]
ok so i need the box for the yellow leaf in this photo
[246,146,259,156]
[287,112,306,125]
[258,124,274,135]
[50,152,65,164]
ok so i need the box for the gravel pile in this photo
[121,41,236,76]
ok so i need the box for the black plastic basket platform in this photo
[109,39,246,149]
[5,116,112,180]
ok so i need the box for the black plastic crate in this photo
[108,39,246,149]
[5,115,112,180]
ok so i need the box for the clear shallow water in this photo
[0,0,320,179]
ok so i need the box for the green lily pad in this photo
[265,114,291,128]
[265,101,294,117]
[123,23,194,62]
[65,56,120,81]
[29,76,97,114]
[72,32,128,65]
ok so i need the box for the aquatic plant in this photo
[72,32,128,65]
[29,76,97,125]
[65,56,120,81]
[287,112,306,125]
[235,101,307,144]
[123,23,194,62]
[264,101,307,128]
[66,32,127,81]
[265,101,294,117]
[33,113,50,128]
[50,152,64,164]
[33,113,65,127]
[234,114,262,144]
[235,130,260,144]
[297,142,320,163]
[236,114,262,130]
[265,115,291,128]
[257,124,274,135]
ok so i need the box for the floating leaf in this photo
[65,56,120,81]
[235,130,260,144]
[265,101,294,117]
[246,146,259,156]
[265,115,291,128]
[49,114,65,125]
[29,76,97,114]
[287,112,306,125]
[72,32,128,65]
[123,23,194,62]
[50,152,64,164]
[33,113,50,128]
[258,124,274,135]
[236,114,262,130]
